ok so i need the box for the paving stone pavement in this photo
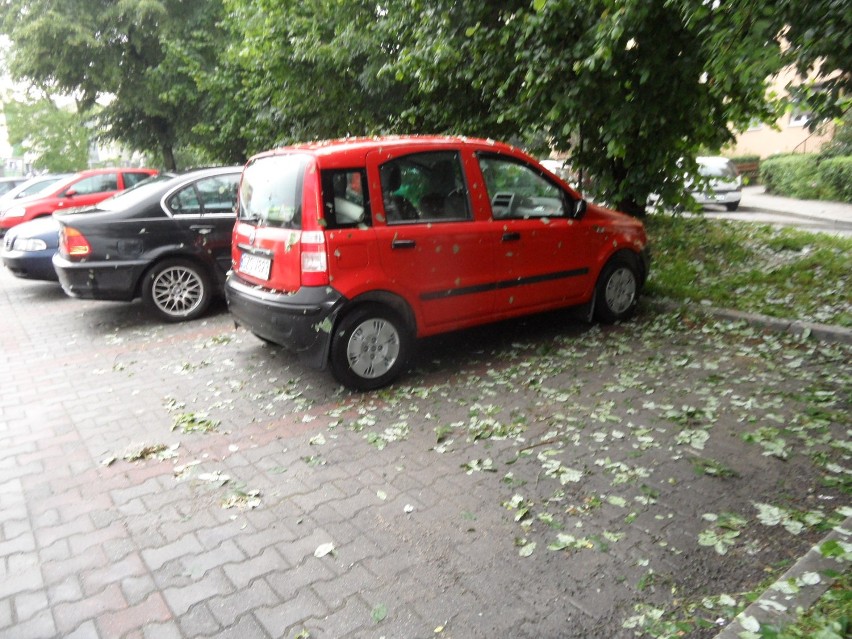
[0,267,849,639]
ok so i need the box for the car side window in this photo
[196,175,239,214]
[123,172,150,188]
[167,175,240,216]
[321,169,370,229]
[70,173,119,196]
[168,185,202,215]
[379,151,471,224]
[478,155,567,219]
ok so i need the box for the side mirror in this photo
[63,189,78,198]
[572,198,587,219]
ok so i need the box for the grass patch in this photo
[644,215,852,327]
[764,568,851,638]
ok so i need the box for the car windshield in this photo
[21,178,65,197]
[698,162,737,179]
[239,155,307,229]
[97,174,174,211]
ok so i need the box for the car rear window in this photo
[239,155,307,229]
[699,162,737,179]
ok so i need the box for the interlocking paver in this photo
[52,582,127,636]
[141,533,204,572]
[0,263,849,638]
[254,589,328,638]
[162,567,234,617]
[208,580,279,628]
[95,592,172,638]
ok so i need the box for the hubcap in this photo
[604,267,636,314]
[152,266,204,317]
[346,318,401,379]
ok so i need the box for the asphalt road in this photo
[702,186,852,237]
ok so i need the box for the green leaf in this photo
[371,603,387,623]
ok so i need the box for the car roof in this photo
[696,156,735,165]
[252,135,521,165]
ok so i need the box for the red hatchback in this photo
[0,167,158,237]
[226,136,650,390]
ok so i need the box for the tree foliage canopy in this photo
[3,98,90,171]
[1,0,847,211]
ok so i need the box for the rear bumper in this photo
[225,273,345,369]
[52,254,143,301]
[692,189,741,206]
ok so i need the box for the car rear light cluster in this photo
[299,230,329,286]
[59,227,92,260]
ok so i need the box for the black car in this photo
[52,167,242,322]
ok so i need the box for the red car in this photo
[225,136,650,391]
[0,167,158,237]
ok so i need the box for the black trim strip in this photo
[420,268,589,301]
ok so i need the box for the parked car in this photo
[2,175,170,282]
[226,136,650,391]
[2,216,62,280]
[0,176,27,197]
[52,167,242,322]
[690,156,742,211]
[0,174,72,206]
[0,167,158,237]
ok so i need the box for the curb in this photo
[713,516,852,638]
[649,300,852,346]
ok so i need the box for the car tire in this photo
[142,258,212,322]
[594,254,640,323]
[725,202,739,211]
[330,304,411,391]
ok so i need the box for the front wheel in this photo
[594,255,640,323]
[330,305,411,391]
[142,258,212,322]
[725,201,739,211]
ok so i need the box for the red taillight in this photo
[59,227,92,260]
[300,230,329,286]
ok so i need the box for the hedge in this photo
[760,154,852,203]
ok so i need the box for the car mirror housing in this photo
[63,190,78,198]
[572,198,587,219]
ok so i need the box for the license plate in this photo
[240,253,271,280]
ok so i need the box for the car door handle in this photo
[501,232,521,242]
[392,239,416,249]
[190,225,214,235]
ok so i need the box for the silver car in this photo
[691,156,742,211]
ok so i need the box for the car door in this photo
[55,172,120,211]
[165,173,240,276]
[367,148,496,334]
[476,153,597,313]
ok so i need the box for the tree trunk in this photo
[617,197,647,218]
[162,145,177,171]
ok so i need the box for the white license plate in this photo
[240,253,271,280]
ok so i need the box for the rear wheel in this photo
[594,254,640,323]
[330,305,411,391]
[142,258,212,322]
[725,201,739,211]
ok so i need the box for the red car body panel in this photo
[0,167,158,234]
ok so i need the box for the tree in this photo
[781,0,851,125]
[370,0,787,214]
[0,0,242,169]
[223,0,792,214]
[3,98,90,171]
